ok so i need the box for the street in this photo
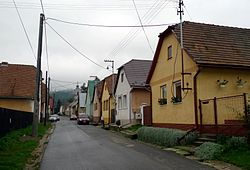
[40,117,214,170]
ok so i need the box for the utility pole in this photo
[177,0,185,91]
[48,77,50,115]
[32,13,45,137]
[104,59,114,124]
[44,71,48,126]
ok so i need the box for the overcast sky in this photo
[1,0,249,91]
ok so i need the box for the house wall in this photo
[197,67,250,125]
[115,69,131,125]
[150,33,198,129]
[101,81,115,124]
[93,90,101,123]
[0,99,34,112]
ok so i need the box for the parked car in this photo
[77,114,90,125]
[49,114,60,122]
[70,114,77,120]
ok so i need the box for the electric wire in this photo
[132,0,154,54]
[44,22,50,77]
[46,17,172,28]
[184,4,192,20]
[12,0,36,61]
[50,79,78,84]
[39,0,45,14]
[45,22,108,70]
[109,0,175,59]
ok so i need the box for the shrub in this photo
[225,136,247,149]
[137,127,186,147]
[195,142,224,160]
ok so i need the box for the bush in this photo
[225,137,247,149]
[137,127,187,147]
[195,142,224,160]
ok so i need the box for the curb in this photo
[24,124,55,170]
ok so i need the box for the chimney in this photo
[1,62,8,67]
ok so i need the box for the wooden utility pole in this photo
[32,13,45,136]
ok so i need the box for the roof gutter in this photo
[193,67,201,128]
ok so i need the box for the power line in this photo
[45,22,108,70]
[12,0,36,61]
[50,78,78,84]
[44,22,50,76]
[39,0,45,14]
[132,0,154,54]
[109,0,174,58]
[46,17,172,28]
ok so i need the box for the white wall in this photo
[115,69,131,124]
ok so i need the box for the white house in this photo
[115,59,152,125]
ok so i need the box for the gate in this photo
[143,106,152,126]
[199,93,247,136]
[0,107,33,137]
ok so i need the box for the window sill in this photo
[172,102,182,105]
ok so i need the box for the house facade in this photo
[101,74,117,125]
[115,59,152,125]
[147,22,250,135]
[85,78,100,119]
[0,62,45,120]
[92,81,104,123]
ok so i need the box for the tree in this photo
[55,99,62,113]
[81,83,87,93]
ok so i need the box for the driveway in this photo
[40,116,214,170]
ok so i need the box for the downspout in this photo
[193,67,201,128]
[129,88,133,124]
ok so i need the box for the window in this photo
[121,73,124,83]
[160,85,167,99]
[168,45,172,59]
[118,96,122,109]
[123,95,127,108]
[158,85,167,105]
[173,81,182,103]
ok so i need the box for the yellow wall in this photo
[0,99,33,112]
[197,68,250,124]
[101,81,115,124]
[150,33,198,125]
[131,89,150,113]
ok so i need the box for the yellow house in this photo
[147,21,250,136]
[0,62,46,118]
[101,74,117,124]
[92,80,104,123]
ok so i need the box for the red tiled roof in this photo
[0,63,36,98]
[147,21,250,83]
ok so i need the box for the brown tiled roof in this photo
[104,74,117,95]
[96,80,104,99]
[164,21,250,67]
[147,21,250,83]
[0,62,36,98]
[118,59,152,87]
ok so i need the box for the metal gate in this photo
[198,93,247,136]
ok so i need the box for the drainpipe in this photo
[193,67,201,128]
[129,88,133,124]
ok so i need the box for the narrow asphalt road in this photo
[40,116,214,170]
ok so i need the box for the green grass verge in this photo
[0,123,51,170]
[218,147,250,170]
[125,124,142,132]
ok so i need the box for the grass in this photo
[125,124,142,132]
[0,123,51,170]
[218,147,250,170]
